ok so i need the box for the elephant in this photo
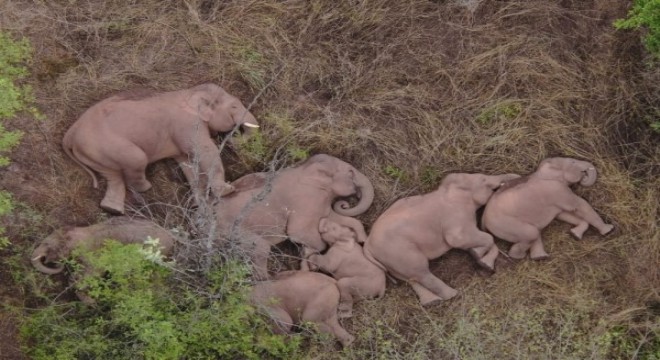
[307,218,386,318]
[250,270,355,347]
[364,173,520,306]
[482,157,614,260]
[31,217,176,302]
[215,154,375,280]
[62,83,259,215]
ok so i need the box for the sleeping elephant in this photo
[307,218,386,318]
[482,157,614,260]
[215,154,374,279]
[31,217,176,303]
[251,271,355,347]
[63,83,259,215]
[364,172,520,306]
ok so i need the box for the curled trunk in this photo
[333,169,374,217]
[31,248,65,275]
[579,162,597,186]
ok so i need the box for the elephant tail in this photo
[364,241,400,285]
[363,244,386,272]
[62,132,99,189]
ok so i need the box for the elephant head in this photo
[443,173,521,205]
[319,218,356,251]
[186,83,259,135]
[536,157,597,186]
[31,228,70,275]
[301,155,375,216]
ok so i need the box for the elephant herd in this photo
[31,84,615,347]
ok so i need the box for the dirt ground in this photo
[1,0,658,358]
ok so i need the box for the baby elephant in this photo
[251,271,355,347]
[307,218,386,318]
[31,217,176,302]
[364,173,520,306]
[482,157,614,260]
[63,83,259,214]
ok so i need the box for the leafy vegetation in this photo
[20,241,300,360]
[0,32,33,250]
[615,0,660,58]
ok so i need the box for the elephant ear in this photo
[184,91,216,122]
[300,159,334,189]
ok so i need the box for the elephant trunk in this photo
[239,111,259,136]
[580,162,597,186]
[333,168,374,217]
[31,247,64,275]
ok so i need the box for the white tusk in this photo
[32,255,43,261]
[243,122,260,128]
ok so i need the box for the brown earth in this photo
[1,0,658,358]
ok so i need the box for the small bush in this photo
[615,0,660,59]
[0,31,35,249]
[20,241,300,360]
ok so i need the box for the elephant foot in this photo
[530,251,550,261]
[599,224,614,236]
[130,180,152,193]
[569,223,589,240]
[100,198,125,215]
[508,249,527,260]
[411,282,443,306]
[475,257,495,272]
[338,305,353,319]
[216,182,236,197]
[441,287,459,301]
[421,298,444,307]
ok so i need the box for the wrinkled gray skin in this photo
[307,218,386,318]
[482,157,614,260]
[216,154,375,280]
[31,217,176,303]
[63,83,259,215]
[251,271,355,347]
[364,173,520,306]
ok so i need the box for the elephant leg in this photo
[192,138,234,197]
[417,272,458,302]
[446,228,497,271]
[529,237,549,260]
[573,197,614,236]
[476,244,500,271]
[299,246,316,271]
[99,171,127,215]
[336,278,356,318]
[509,241,531,259]
[410,282,443,306]
[506,223,541,259]
[556,211,589,240]
[317,313,355,347]
[245,236,271,280]
[176,156,208,200]
[267,307,294,334]
[446,228,494,257]
[122,155,152,193]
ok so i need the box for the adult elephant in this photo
[63,83,259,215]
[216,154,374,279]
[482,157,614,260]
[364,172,520,306]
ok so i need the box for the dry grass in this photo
[1,0,658,358]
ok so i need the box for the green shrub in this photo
[615,0,660,58]
[0,31,35,249]
[20,241,300,360]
